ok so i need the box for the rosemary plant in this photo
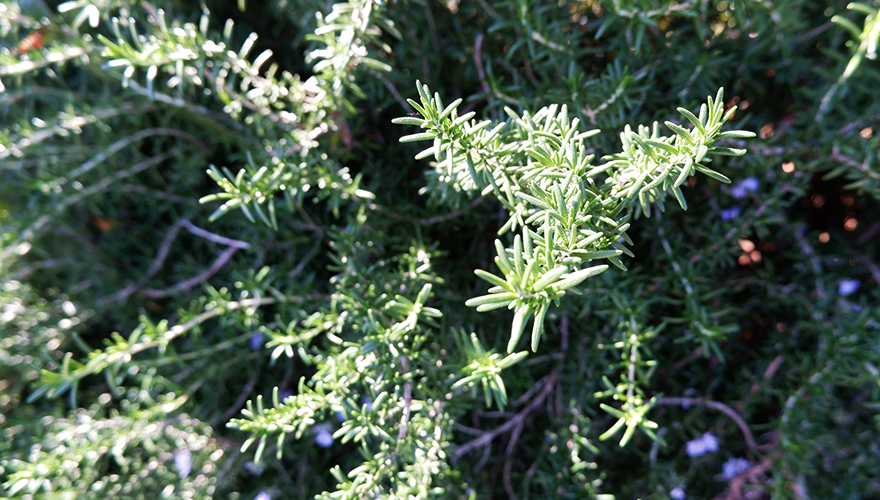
[2,0,879,498]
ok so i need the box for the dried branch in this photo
[655,397,763,454]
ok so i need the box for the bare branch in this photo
[655,397,763,454]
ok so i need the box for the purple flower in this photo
[838,279,860,296]
[722,457,751,479]
[681,388,697,409]
[720,206,741,221]
[731,184,747,199]
[255,492,271,500]
[741,177,759,192]
[731,177,759,199]
[315,429,334,448]
[686,432,718,457]
[174,449,192,478]
[250,332,264,350]
[670,487,686,500]
[279,390,293,401]
[244,461,265,476]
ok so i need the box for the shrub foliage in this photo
[1,0,879,498]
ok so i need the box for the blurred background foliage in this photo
[1,0,879,498]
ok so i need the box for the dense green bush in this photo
[2,0,879,498]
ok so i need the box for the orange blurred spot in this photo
[860,127,873,139]
[14,28,46,56]
[811,194,825,209]
[93,218,117,232]
[841,195,854,207]
[777,322,786,332]
[738,254,751,265]
[782,161,795,173]
[819,232,830,243]
[845,218,858,231]
[759,123,775,140]
[766,69,776,77]
[738,239,755,252]
[750,250,762,262]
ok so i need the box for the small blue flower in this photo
[244,461,265,476]
[721,206,741,221]
[336,411,347,422]
[681,388,697,409]
[838,279,860,296]
[250,331,264,350]
[255,492,271,500]
[670,486,686,500]
[722,457,751,479]
[741,176,759,192]
[731,184,747,199]
[686,432,718,457]
[315,429,334,448]
[731,177,759,199]
[174,449,192,478]
[279,390,293,401]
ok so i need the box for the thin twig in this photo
[120,184,190,203]
[62,128,204,187]
[3,149,184,261]
[474,34,492,95]
[4,104,152,158]
[423,1,440,69]
[125,79,248,138]
[181,219,251,249]
[38,295,321,398]
[720,454,783,500]
[97,219,250,305]
[655,397,761,454]
[503,458,518,500]
[856,255,880,285]
[288,240,322,279]
[830,146,876,176]
[748,356,784,398]
[142,246,240,298]
[452,423,485,435]
[398,356,413,441]
[455,315,569,464]
[793,224,826,302]
[212,359,261,426]
[376,71,411,111]
[855,222,880,246]
[452,371,558,463]
[379,197,485,225]
[792,21,832,48]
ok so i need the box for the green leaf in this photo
[694,164,731,183]
[676,107,705,135]
[391,117,426,126]
[531,265,568,290]
[465,292,517,307]
[530,300,551,352]
[508,302,530,353]
[474,269,511,290]
[550,265,609,292]
[400,132,436,143]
